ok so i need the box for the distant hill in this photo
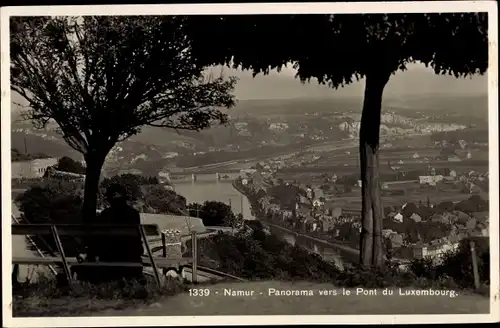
[11,132,81,160]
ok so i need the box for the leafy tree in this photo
[56,156,86,174]
[11,16,237,224]
[141,185,187,215]
[187,13,488,266]
[187,202,203,218]
[100,174,144,202]
[198,201,236,227]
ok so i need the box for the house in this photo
[409,213,422,223]
[448,155,462,162]
[412,152,420,159]
[389,233,404,248]
[419,175,444,186]
[393,213,404,223]
[449,170,457,178]
[386,212,398,220]
[282,210,294,220]
[312,199,324,207]
[382,229,395,238]
[162,152,179,159]
[299,195,309,204]
[328,206,343,218]
[297,206,311,218]
[313,188,325,199]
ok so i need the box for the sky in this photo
[223,63,488,100]
[11,63,488,114]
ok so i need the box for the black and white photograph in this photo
[1,2,498,326]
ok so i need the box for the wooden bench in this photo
[11,223,197,288]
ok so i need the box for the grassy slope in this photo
[108,281,490,316]
[16,281,489,317]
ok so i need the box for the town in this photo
[233,128,489,264]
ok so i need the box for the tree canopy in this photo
[11,16,237,222]
[186,13,488,267]
[187,13,487,83]
[56,156,86,174]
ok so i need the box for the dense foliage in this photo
[54,156,86,174]
[11,16,237,223]
[100,174,159,202]
[186,13,488,267]
[188,201,242,227]
[15,179,84,256]
[194,222,489,290]
[15,175,188,255]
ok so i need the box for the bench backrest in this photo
[11,224,161,237]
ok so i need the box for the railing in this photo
[12,221,245,289]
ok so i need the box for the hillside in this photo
[15,280,490,316]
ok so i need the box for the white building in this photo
[419,175,444,186]
[393,213,404,223]
[163,152,179,159]
[11,157,58,179]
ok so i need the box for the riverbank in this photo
[233,180,360,260]
[233,180,411,264]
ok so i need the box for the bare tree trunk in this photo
[82,151,107,224]
[359,70,391,267]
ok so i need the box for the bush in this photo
[191,224,341,282]
[437,238,490,288]
[189,201,240,227]
[56,156,86,174]
[141,184,187,215]
[15,179,84,256]
[101,174,145,202]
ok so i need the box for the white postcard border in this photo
[1,1,498,326]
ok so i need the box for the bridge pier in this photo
[191,174,196,182]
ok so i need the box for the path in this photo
[86,281,490,316]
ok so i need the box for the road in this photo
[180,133,425,175]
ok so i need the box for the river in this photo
[174,177,351,269]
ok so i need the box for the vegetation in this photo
[100,174,159,202]
[188,201,243,227]
[193,221,489,291]
[53,156,86,175]
[187,13,488,267]
[12,274,189,316]
[11,16,237,224]
[15,175,188,256]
